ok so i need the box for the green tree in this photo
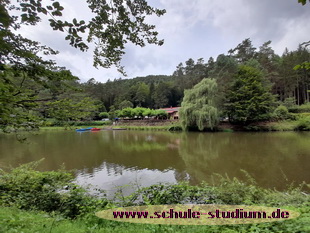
[1,0,165,130]
[180,78,219,131]
[120,107,135,119]
[118,100,134,110]
[142,108,153,118]
[134,107,146,119]
[2,0,165,73]
[209,54,238,108]
[134,82,150,107]
[47,97,99,123]
[153,109,168,119]
[99,112,109,119]
[225,65,275,123]
[228,38,257,64]
[152,82,172,108]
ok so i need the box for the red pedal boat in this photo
[90,128,101,131]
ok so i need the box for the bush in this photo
[42,120,111,127]
[273,105,290,120]
[153,109,168,119]
[99,112,109,119]
[135,173,309,207]
[295,116,310,131]
[289,102,310,113]
[0,161,109,218]
[168,125,183,131]
[282,97,296,108]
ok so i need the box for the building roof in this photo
[159,107,180,113]
[160,107,180,111]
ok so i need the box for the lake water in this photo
[0,130,309,196]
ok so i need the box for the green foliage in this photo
[133,107,146,119]
[120,107,135,118]
[47,97,99,122]
[115,107,168,119]
[225,65,275,123]
[288,102,310,113]
[152,83,169,109]
[118,100,133,110]
[99,112,109,119]
[228,38,257,63]
[142,108,153,117]
[295,116,310,130]
[0,161,109,219]
[134,83,150,107]
[42,120,111,127]
[2,0,165,74]
[273,105,290,120]
[80,39,310,118]
[0,0,166,130]
[153,109,168,119]
[0,164,309,233]
[180,78,219,131]
[282,97,297,108]
[298,0,309,5]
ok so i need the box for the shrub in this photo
[0,161,109,218]
[99,112,109,119]
[295,116,310,131]
[121,108,135,118]
[168,125,183,131]
[289,102,310,113]
[273,105,290,120]
[133,107,146,119]
[154,109,168,119]
[282,97,296,108]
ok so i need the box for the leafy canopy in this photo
[298,0,309,5]
[225,65,275,123]
[0,0,165,130]
[180,78,219,131]
[2,0,166,73]
[47,97,99,122]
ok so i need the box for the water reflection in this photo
[179,132,310,189]
[0,130,309,192]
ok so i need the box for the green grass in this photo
[39,126,112,131]
[117,125,178,131]
[1,206,309,233]
[1,204,309,233]
[266,121,298,131]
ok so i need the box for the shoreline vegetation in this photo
[29,104,310,133]
[0,162,309,232]
[36,118,309,132]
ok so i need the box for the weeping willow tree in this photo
[180,78,219,131]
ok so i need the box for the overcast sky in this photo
[19,0,310,83]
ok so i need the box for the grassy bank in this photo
[0,162,309,232]
[40,120,182,132]
[38,118,310,132]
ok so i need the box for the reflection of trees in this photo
[0,131,186,175]
[178,133,229,183]
[178,132,310,190]
[1,131,309,190]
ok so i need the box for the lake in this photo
[0,130,309,196]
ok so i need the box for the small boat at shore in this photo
[90,128,101,131]
[102,128,127,131]
[75,127,93,132]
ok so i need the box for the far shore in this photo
[37,119,308,132]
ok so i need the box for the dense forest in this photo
[81,39,310,112]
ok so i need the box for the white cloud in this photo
[15,0,310,83]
